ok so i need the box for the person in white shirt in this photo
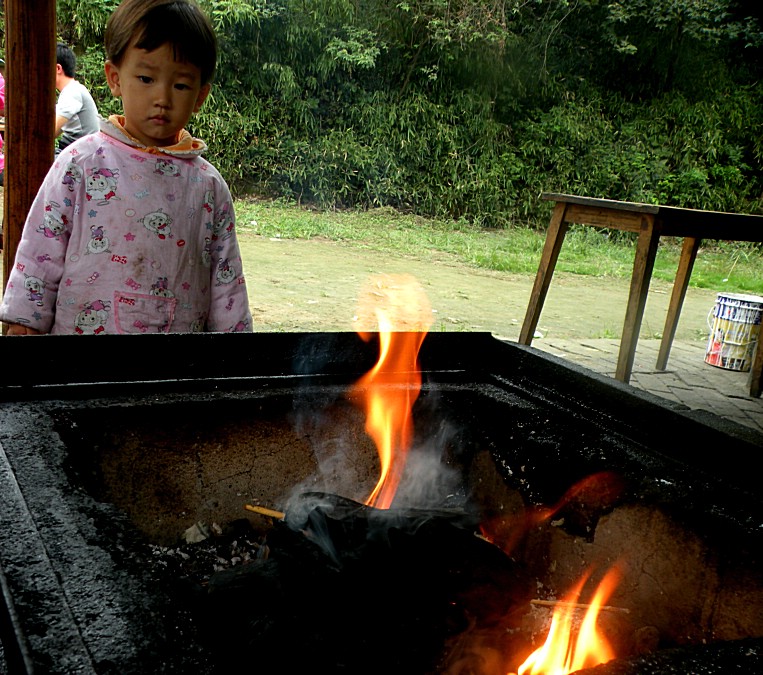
[55,43,100,153]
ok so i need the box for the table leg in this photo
[519,202,569,345]
[656,237,700,370]
[616,214,660,382]
[750,339,763,398]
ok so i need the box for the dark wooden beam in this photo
[2,0,57,331]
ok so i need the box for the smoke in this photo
[278,273,473,561]
[389,422,465,511]
[280,386,474,568]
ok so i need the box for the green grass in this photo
[235,198,763,296]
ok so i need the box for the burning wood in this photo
[530,599,630,614]
[244,504,285,520]
[203,492,535,673]
[512,565,623,674]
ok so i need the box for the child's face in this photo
[105,42,210,148]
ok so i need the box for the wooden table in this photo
[519,193,763,396]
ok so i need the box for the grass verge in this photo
[235,199,763,296]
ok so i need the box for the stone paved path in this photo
[530,337,763,437]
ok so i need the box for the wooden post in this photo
[2,0,57,333]
[750,339,763,398]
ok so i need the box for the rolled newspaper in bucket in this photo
[705,292,763,372]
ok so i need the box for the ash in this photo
[145,519,267,587]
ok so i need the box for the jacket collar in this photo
[100,115,207,158]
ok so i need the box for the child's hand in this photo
[5,324,43,335]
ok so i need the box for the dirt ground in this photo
[240,232,722,344]
[0,217,723,343]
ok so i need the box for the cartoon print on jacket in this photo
[189,313,207,332]
[85,224,111,255]
[150,277,174,297]
[139,208,172,239]
[212,203,234,241]
[202,190,214,214]
[74,299,111,334]
[37,203,69,240]
[85,167,120,205]
[215,258,237,285]
[201,236,213,267]
[62,163,84,192]
[154,159,181,178]
[23,275,46,306]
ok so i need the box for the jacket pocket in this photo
[113,291,177,334]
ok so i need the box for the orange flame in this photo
[512,566,620,675]
[480,472,626,557]
[351,274,432,509]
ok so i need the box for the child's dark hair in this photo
[105,0,217,84]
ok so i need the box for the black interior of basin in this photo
[55,374,762,552]
[47,374,763,671]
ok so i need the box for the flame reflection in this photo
[480,471,626,557]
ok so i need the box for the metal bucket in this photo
[705,292,763,372]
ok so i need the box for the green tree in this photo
[56,0,117,48]
[565,0,761,97]
[36,0,763,221]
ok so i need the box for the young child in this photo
[0,0,252,335]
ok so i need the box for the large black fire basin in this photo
[0,333,760,674]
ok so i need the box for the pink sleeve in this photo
[0,158,73,331]
[206,180,253,332]
[0,73,5,154]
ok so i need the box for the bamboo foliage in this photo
[22,0,761,225]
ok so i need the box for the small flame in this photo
[480,472,626,557]
[512,566,620,675]
[351,274,432,509]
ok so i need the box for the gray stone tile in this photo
[531,338,763,437]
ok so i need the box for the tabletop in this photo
[542,193,763,241]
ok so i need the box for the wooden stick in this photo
[530,599,630,614]
[245,504,285,520]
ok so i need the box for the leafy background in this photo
[3,0,762,229]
